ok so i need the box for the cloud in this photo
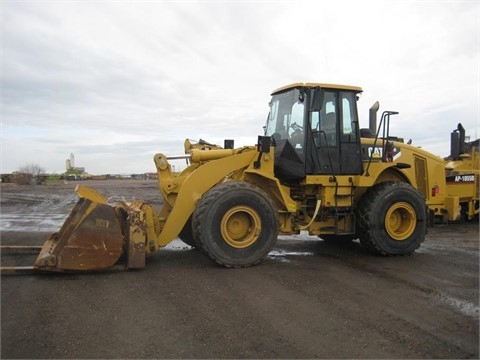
[1,0,478,174]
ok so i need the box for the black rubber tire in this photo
[356,182,427,255]
[178,216,198,248]
[192,182,279,268]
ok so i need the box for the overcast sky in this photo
[1,0,479,175]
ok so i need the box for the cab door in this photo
[308,90,362,175]
[338,91,362,174]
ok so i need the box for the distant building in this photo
[145,172,158,180]
[65,153,87,178]
[66,153,75,170]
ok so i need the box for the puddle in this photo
[438,294,480,318]
[164,239,193,251]
[0,193,76,232]
[0,214,69,232]
[267,249,314,262]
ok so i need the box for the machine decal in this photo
[446,174,476,183]
[363,145,402,161]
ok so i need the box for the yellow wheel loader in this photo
[3,82,478,272]
[444,123,479,222]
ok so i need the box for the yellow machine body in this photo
[443,129,480,221]
[29,83,479,272]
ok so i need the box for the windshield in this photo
[264,89,305,149]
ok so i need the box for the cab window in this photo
[340,92,358,142]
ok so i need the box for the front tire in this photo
[356,182,427,255]
[192,182,279,268]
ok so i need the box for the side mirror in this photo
[310,88,324,112]
[257,136,271,153]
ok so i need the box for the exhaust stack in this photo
[450,123,466,159]
[369,101,380,134]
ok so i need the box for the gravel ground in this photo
[1,180,478,359]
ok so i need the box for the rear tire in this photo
[192,182,279,268]
[356,182,427,255]
[178,216,199,248]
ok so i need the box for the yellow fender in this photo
[153,150,258,248]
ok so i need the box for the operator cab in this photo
[264,83,363,182]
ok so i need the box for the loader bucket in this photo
[34,188,125,272]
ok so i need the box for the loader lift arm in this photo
[150,148,260,251]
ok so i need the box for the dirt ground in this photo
[1,180,479,359]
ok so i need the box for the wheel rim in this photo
[220,205,261,249]
[385,202,417,241]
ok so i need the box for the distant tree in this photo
[15,163,46,185]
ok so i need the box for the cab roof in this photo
[271,82,363,95]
